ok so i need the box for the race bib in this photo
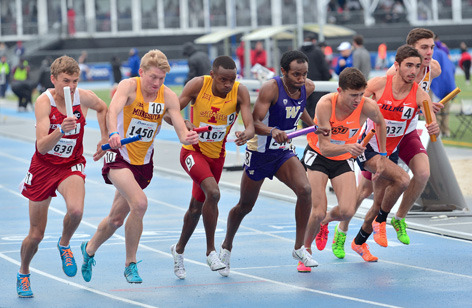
[184,154,195,171]
[104,151,117,164]
[303,149,318,167]
[71,163,84,173]
[23,171,33,185]
[244,150,252,167]
[65,123,81,136]
[148,102,165,115]
[47,138,77,158]
[127,118,158,142]
[385,120,406,137]
[330,139,346,145]
[198,124,227,142]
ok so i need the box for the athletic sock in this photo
[375,208,389,223]
[354,228,371,245]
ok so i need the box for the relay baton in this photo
[286,125,318,139]
[422,100,437,142]
[360,129,376,147]
[101,134,142,150]
[63,86,74,117]
[438,87,461,106]
[352,129,376,158]
[193,126,212,133]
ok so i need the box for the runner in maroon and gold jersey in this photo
[80,50,199,284]
[17,55,108,297]
[168,56,254,279]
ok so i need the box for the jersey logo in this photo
[74,111,81,119]
[331,125,348,135]
[202,93,211,100]
[208,106,221,124]
[285,106,300,119]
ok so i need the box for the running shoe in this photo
[218,247,231,277]
[170,244,186,279]
[124,262,142,283]
[372,219,388,247]
[206,251,226,271]
[57,237,77,277]
[292,245,318,267]
[351,240,378,262]
[391,217,410,245]
[332,224,346,259]
[17,272,33,298]
[297,261,312,273]
[315,223,329,250]
[81,241,96,282]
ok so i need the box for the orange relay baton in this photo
[438,87,461,106]
[422,100,437,142]
[352,129,376,158]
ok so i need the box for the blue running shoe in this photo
[81,241,96,282]
[17,272,33,298]
[57,237,77,277]
[124,262,142,283]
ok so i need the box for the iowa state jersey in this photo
[117,77,166,165]
[247,76,306,153]
[182,75,239,159]
[367,75,419,155]
[34,89,86,167]
[307,93,365,161]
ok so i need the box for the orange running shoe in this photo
[372,219,388,247]
[315,223,329,251]
[297,261,312,273]
[351,240,378,262]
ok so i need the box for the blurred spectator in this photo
[14,41,25,67]
[128,48,140,78]
[251,41,267,67]
[111,55,122,84]
[334,41,353,76]
[11,59,34,112]
[300,34,331,127]
[0,55,10,98]
[67,7,76,36]
[182,42,211,85]
[431,48,456,137]
[352,35,371,79]
[319,41,333,65]
[37,57,54,94]
[236,41,245,76]
[78,50,90,81]
[376,42,387,69]
[434,35,449,55]
[459,42,471,86]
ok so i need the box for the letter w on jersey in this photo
[285,106,301,118]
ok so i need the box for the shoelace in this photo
[61,248,74,266]
[126,261,142,278]
[86,256,96,267]
[19,277,30,291]
[397,220,408,235]
[320,225,329,239]
[175,255,184,269]
[334,232,346,246]
[374,222,386,237]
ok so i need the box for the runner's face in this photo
[398,56,422,84]
[140,67,166,94]
[211,67,237,97]
[52,72,80,97]
[413,38,434,67]
[284,61,308,89]
[340,88,365,110]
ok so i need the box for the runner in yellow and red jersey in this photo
[168,56,254,279]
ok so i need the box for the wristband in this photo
[57,124,65,134]
[109,131,119,138]
[269,126,279,135]
[379,152,387,156]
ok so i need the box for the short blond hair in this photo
[50,55,80,78]
[140,49,170,73]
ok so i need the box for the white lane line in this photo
[0,252,158,308]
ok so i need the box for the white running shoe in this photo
[206,251,226,271]
[218,247,231,277]
[292,245,319,267]
[170,244,186,279]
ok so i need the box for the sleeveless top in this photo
[182,75,240,159]
[247,76,306,153]
[35,89,86,166]
[307,93,365,161]
[407,64,431,133]
[366,75,419,155]
[117,77,166,165]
